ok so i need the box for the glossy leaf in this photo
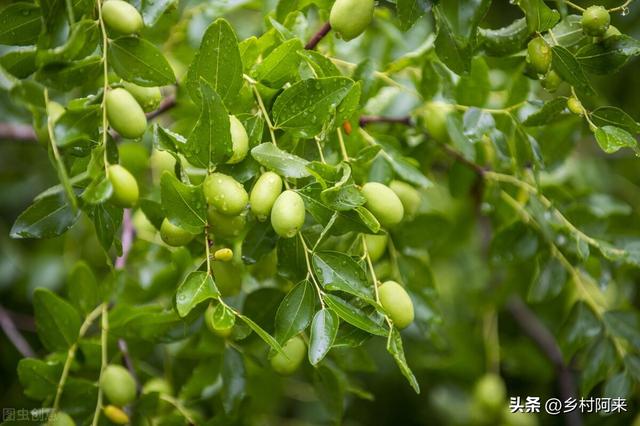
[308,308,339,365]
[275,280,316,344]
[33,288,81,352]
[109,36,176,86]
[175,271,220,317]
[160,172,207,234]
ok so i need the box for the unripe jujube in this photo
[160,218,195,247]
[567,97,583,115]
[582,5,610,37]
[270,190,306,238]
[106,88,147,139]
[203,173,248,216]
[50,411,75,426]
[227,115,249,164]
[102,0,144,35]
[207,207,246,239]
[541,70,562,92]
[389,180,420,218]
[361,182,404,228]
[378,281,414,329]
[205,303,234,337]
[100,364,137,406]
[122,82,162,112]
[423,102,453,142]
[107,164,139,207]
[142,377,173,396]
[364,234,388,262]
[270,336,306,375]
[250,172,283,221]
[473,373,506,415]
[329,0,375,41]
[103,405,129,425]
[527,37,551,75]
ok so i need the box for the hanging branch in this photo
[305,22,332,50]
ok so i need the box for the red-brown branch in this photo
[305,22,332,50]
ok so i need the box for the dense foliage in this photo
[1,0,640,425]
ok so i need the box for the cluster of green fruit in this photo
[470,374,537,426]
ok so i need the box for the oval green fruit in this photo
[160,218,195,247]
[103,405,129,425]
[582,5,610,37]
[423,102,453,142]
[389,180,420,218]
[473,373,506,414]
[329,0,374,41]
[361,182,404,228]
[100,364,137,406]
[106,88,147,139]
[203,173,248,216]
[364,233,387,262]
[108,164,139,207]
[227,115,249,164]
[567,97,583,115]
[378,280,414,329]
[250,172,283,221]
[526,37,551,75]
[208,207,246,239]
[270,336,306,375]
[540,70,562,92]
[102,0,144,35]
[204,304,235,337]
[142,377,173,396]
[270,190,305,238]
[51,411,75,426]
[122,82,162,112]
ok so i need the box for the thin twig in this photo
[359,115,412,127]
[305,22,331,50]
[118,339,141,392]
[0,305,35,357]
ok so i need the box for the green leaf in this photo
[222,347,246,413]
[36,19,99,66]
[272,77,354,137]
[109,304,189,343]
[528,256,566,303]
[36,56,103,91]
[396,0,431,31]
[254,38,303,86]
[455,57,490,107]
[68,261,100,315]
[81,175,113,205]
[0,2,42,46]
[33,288,82,351]
[321,184,366,211]
[312,365,345,421]
[595,126,639,154]
[312,251,374,302]
[141,0,177,26]
[275,280,316,344]
[17,358,62,400]
[376,140,432,188]
[308,308,339,365]
[603,310,640,348]
[517,0,560,32]
[241,220,278,264]
[580,337,616,395]
[522,98,569,126]
[211,303,236,330]
[186,18,243,107]
[298,50,341,77]
[559,301,602,360]
[0,48,37,78]
[53,104,101,148]
[590,106,640,134]
[10,192,79,239]
[251,142,310,178]
[87,203,122,251]
[576,35,640,75]
[387,328,420,393]
[183,80,232,169]
[237,313,285,354]
[175,271,220,317]
[323,294,386,336]
[602,371,632,400]
[160,172,207,234]
[108,36,175,87]
[551,45,595,96]
[478,18,529,57]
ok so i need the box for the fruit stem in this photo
[608,0,632,12]
[336,127,349,162]
[298,233,326,308]
[97,0,110,172]
[304,22,331,50]
[91,303,109,426]
[244,74,278,148]
[564,0,585,12]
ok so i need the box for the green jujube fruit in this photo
[473,374,506,414]
[203,173,248,216]
[208,207,246,239]
[50,411,75,426]
[389,180,420,218]
[582,5,610,37]
[250,172,283,221]
[106,88,147,139]
[270,190,306,238]
[567,97,583,115]
[361,182,404,228]
[329,0,374,41]
[423,102,453,142]
[364,234,388,262]
[122,82,162,112]
[204,304,235,337]
[160,218,195,247]
[378,281,414,329]
[541,70,562,92]
[227,115,249,164]
[100,364,137,406]
[102,0,144,35]
[527,37,551,75]
[270,336,306,375]
[108,164,139,207]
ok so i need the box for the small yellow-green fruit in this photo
[100,364,137,406]
[567,97,583,115]
[270,336,306,375]
[122,82,162,112]
[423,102,454,142]
[250,171,283,221]
[204,304,234,337]
[330,0,375,41]
[389,180,420,218]
[378,281,414,329]
[582,5,610,37]
[214,248,234,262]
[362,182,404,228]
[603,25,621,39]
[207,207,246,239]
[270,190,306,238]
[541,70,562,92]
[50,411,75,426]
[364,234,388,262]
[527,37,551,75]
[102,0,144,35]
[106,88,147,139]
[203,173,248,216]
[227,115,249,164]
[473,373,506,414]
[103,405,129,425]
[108,164,139,207]
[160,218,195,247]
[142,377,173,396]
